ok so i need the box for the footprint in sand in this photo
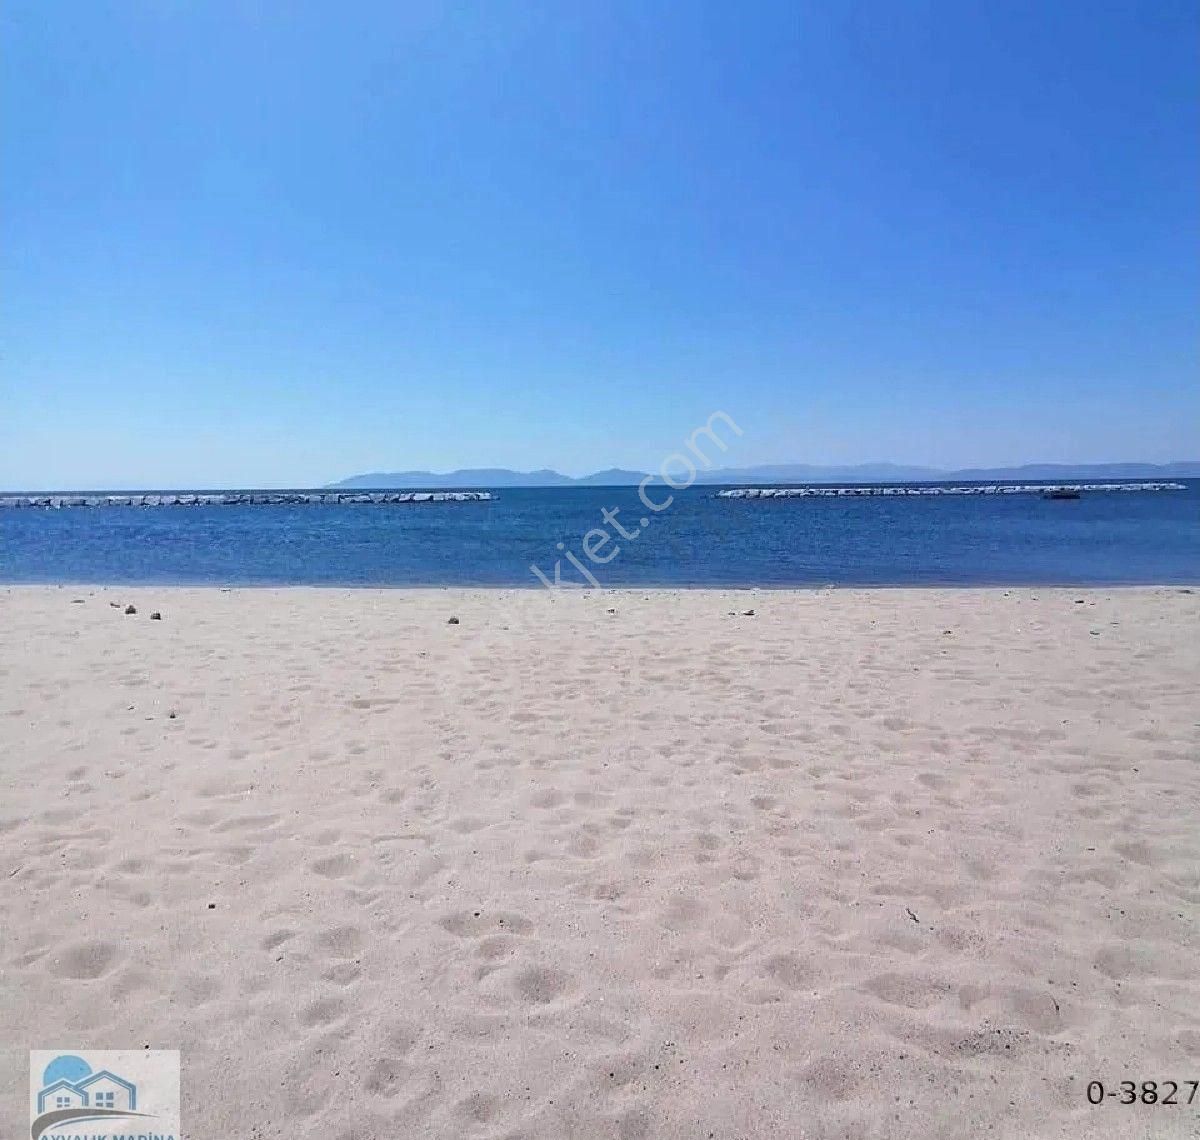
[48,940,121,980]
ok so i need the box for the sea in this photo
[1,482,1197,588]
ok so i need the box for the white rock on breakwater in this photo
[717,482,1186,499]
[0,491,494,509]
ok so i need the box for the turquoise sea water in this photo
[1,482,1197,587]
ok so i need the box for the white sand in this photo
[2,585,1198,1139]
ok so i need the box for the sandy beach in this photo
[2,585,1198,1139]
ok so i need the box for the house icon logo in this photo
[29,1050,180,1140]
[38,1055,138,1115]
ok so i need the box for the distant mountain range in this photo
[330,461,1200,489]
[330,467,652,488]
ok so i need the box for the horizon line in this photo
[4,459,1198,496]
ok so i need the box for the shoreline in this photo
[3,580,1199,592]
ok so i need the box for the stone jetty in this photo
[0,490,494,509]
[717,482,1185,499]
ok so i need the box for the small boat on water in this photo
[1042,488,1082,500]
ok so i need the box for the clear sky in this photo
[2,1,1197,489]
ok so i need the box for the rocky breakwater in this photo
[0,491,495,509]
[717,482,1185,499]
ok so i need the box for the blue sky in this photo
[3,1,1197,489]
